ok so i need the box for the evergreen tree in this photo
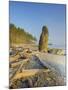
[9,24,37,44]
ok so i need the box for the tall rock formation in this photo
[39,26,49,52]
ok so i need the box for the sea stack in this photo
[39,26,49,52]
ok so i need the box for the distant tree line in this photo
[9,24,37,44]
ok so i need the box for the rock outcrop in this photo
[39,26,49,52]
[48,48,66,55]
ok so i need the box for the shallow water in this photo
[22,55,47,69]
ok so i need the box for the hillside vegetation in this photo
[10,24,37,44]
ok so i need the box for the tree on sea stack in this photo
[39,26,49,52]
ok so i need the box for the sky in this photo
[9,1,66,48]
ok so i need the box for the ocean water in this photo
[48,44,66,49]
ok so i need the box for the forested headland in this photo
[10,24,37,44]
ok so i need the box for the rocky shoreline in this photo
[9,46,66,89]
[10,68,65,89]
[48,48,66,55]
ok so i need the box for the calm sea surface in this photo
[48,44,66,49]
